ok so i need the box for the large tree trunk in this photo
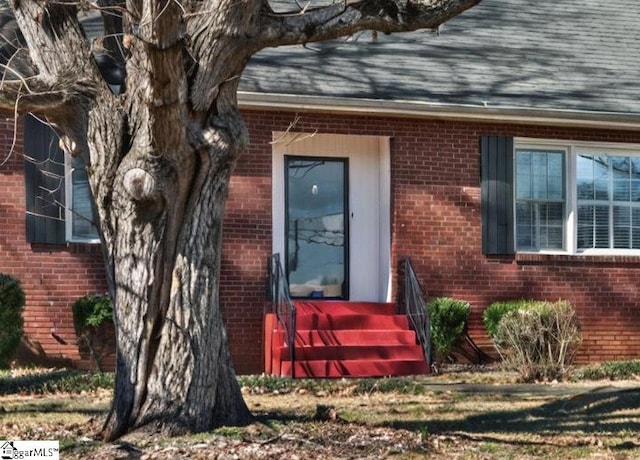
[88,85,253,440]
[81,4,254,436]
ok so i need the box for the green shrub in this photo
[72,294,114,371]
[482,299,529,339]
[0,274,25,367]
[427,297,471,365]
[492,300,581,382]
[572,360,640,381]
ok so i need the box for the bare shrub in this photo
[493,300,581,382]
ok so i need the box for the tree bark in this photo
[101,131,254,438]
[0,0,480,441]
[87,81,253,439]
[83,3,255,436]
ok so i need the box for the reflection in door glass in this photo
[286,157,348,298]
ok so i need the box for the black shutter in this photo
[23,114,66,244]
[480,135,514,255]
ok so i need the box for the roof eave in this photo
[238,92,640,131]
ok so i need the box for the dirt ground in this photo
[1,373,640,459]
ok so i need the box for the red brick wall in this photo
[230,110,640,369]
[4,108,640,373]
[221,119,274,374]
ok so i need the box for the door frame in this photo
[272,132,392,302]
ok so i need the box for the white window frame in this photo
[64,155,101,244]
[514,144,568,253]
[515,137,640,256]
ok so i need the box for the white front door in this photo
[272,133,391,302]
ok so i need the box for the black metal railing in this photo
[268,253,296,378]
[403,258,432,367]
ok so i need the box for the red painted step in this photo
[266,301,430,378]
[283,344,425,361]
[295,313,409,330]
[276,329,420,346]
[295,301,397,315]
[280,359,429,378]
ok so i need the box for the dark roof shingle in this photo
[240,0,640,116]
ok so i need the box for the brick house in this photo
[2,0,640,373]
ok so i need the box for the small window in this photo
[65,156,100,242]
[515,149,565,251]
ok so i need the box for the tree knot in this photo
[123,168,158,202]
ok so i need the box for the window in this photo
[576,154,640,250]
[514,139,640,254]
[65,156,100,243]
[23,114,99,244]
[515,149,565,251]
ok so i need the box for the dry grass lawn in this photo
[1,369,639,459]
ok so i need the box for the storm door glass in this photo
[285,156,349,299]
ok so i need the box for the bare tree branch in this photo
[184,0,263,111]
[254,0,481,48]
[0,7,36,77]
[0,0,121,158]
[8,0,99,85]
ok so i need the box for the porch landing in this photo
[264,300,430,378]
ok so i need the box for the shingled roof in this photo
[239,0,640,126]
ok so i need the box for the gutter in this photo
[238,92,640,131]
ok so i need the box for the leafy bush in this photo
[427,297,471,365]
[482,299,530,339]
[492,300,581,382]
[0,274,25,367]
[572,360,640,381]
[72,294,114,371]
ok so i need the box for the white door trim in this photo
[272,132,392,302]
